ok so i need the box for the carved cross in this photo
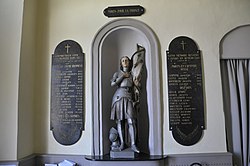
[65,44,71,54]
[180,40,186,51]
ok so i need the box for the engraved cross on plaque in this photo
[180,41,186,50]
[65,44,71,54]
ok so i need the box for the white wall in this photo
[0,0,24,161]
[34,0,95,155]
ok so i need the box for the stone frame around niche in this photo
[91,19,162,156]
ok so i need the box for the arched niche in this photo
[92,19,162,156]
[220,24,250,59]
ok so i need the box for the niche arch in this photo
[220,24,250,59]
[92,19,162,156]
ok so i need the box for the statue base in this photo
[110,148,137,158]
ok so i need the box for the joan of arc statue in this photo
[110,45,145,153]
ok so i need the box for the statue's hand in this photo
[123,72,130,78]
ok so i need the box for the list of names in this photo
[167,53,204,130]
[51,53,83,126]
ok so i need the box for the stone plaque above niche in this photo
[51,40,84,145]
[167,36,205,146]
[103,5,145,17]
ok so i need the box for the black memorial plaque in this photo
[103,5,144,17]
[167,36,205,146]
[51,40,84,145]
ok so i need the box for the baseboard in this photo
[0,154,36,166]
[0,154,86,166]
[19,154,36,166]
[0,152,233,166]
[166,152,233,166]
[35,154,86,166]
[0,160,19,166]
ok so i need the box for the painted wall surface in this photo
[0,0,24,160]
[32,0,250,155]
[17,0,37,159]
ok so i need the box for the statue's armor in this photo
[110,71,136,120]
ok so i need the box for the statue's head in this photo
[120,56,132,71]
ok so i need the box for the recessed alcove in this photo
[92,19,162,156]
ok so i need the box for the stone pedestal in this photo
[85,153,166,166]
[110,148,137,158]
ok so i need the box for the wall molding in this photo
[0,152,232,166]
